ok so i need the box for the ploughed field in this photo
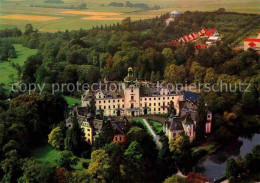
[0,0,259,32]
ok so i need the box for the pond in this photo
[193,134,260,182]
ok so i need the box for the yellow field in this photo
[61,10,122,16]
[0,14,62,21]
[81,16,124,20]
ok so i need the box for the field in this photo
[32,144,90,171]
[0,0,259,32]
[0,44,37,90]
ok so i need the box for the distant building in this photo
[206,36,221,45]
[166,11,181,26]
[81,67,184,117]
[244,31,260,52]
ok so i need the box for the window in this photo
[159,98,160,100]
[131,103,134,108]
[88,133,90,136]
[120,137,122,141]
[108,100,110,103]
[149,103,151,106]
[104,106,106,109]
[159,108,160,111]
[131,96,134,100]
[122,105,124,108]
[104,101,106,103]
[172,97,174,99]
[145,98,147,101]
[99,106,101,109]
[154,98,156,100]
[87,129,90,131]
[167,97,169,100]
[158,103,160,106]
[131,89,133,93]
[149,98,151,101]
[113,105,115,109]
[118,100,120,102]
[122,99,124,102]
[113,100,115,103]
[99,101,101,104]
[109,106,111,109]
[163,97,165,100]
[154,103,156,106]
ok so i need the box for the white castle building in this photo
[81,67,184,117]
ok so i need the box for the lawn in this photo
[64,96,82,107]
[32,144,90,172]
[0,44,37,90]
[147,119,163,134]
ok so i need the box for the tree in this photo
[48,126,64,150]
[24,24,33,35]
[190,62,206,84]
[168,101,176,117]
[124,141,144,182]
[162,48,174,65]
[150,71,156,83]
[99,121,114,146]
[164,64,186,83]
[158,135,177,179]
[64,116,85,155]
[88,149,111,182]
[127,126,146,143]
[225,158,239,180]
[163,174,187,183]
[56,151,78,171]
[18,159,56,183]
[155,71,161,82]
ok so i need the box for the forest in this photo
[0,10,260,182]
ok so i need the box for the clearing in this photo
[0,44,37,90]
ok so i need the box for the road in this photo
[142,119,162,149]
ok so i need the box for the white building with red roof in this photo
[244,31,260,52]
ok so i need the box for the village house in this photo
[81,67,184,117]
[244,30,260,52]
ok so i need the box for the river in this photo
[193,134,260,182]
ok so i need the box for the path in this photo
[142,119,162,149]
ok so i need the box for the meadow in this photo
[0,0,259,32]
[32,144,90,171]
[0,44,37,90]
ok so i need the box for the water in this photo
[193,134,260,182]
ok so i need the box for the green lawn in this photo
[32,144,90,172]
[0,44,37,90]
[64,96,82,107]
[147,119,163,134]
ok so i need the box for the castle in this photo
[81,67,184,117]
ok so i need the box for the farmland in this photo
[0,0,259,32]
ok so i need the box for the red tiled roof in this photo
[244,38,260,42]
[248,42,256,47]
[205,31,213,36]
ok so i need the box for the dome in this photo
[171,11,181,15]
